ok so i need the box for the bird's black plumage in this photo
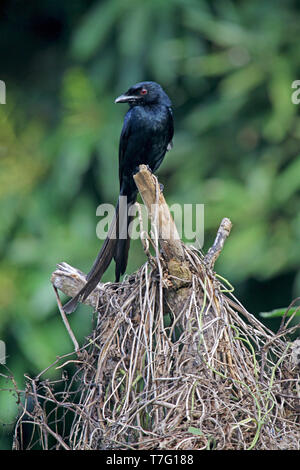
[63,81,173,313]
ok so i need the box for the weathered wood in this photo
[204,217,232,269]
[133,165,185,263]
[51,165,190,307]
[51,262,101,309]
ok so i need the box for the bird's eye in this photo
[140,88,148,95]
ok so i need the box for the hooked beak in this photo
[114,94,138,104]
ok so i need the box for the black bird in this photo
[63,81,174,313]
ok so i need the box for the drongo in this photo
[63,81,173,313]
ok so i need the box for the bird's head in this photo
[115,81,171,107]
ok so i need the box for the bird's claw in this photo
[133,164,153,175]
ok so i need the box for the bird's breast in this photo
[120,104,171,190]
[130,105,169,131]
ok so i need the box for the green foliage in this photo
[260,306,300,318]
[188,426,203,436]
[0,0,300,447]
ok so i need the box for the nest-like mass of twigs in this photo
[12,242,300,450]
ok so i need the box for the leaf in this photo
[188,426,203,436]
[274,155,300,205]
[219,63,265,98]
[260,307,300,318]
[263,57,296,142]
[71,0,126,60]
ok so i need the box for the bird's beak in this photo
[114,94,137,104]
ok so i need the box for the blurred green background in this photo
[0,0,299,449]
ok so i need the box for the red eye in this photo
[140,88,148,95]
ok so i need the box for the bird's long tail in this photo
[63,195,135,314]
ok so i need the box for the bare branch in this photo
[51,262,103,309]
[204,217,232,269]
[133,164,185,262]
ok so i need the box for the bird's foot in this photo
[133,164,153,175]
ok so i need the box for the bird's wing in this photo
[118,110,132,189]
